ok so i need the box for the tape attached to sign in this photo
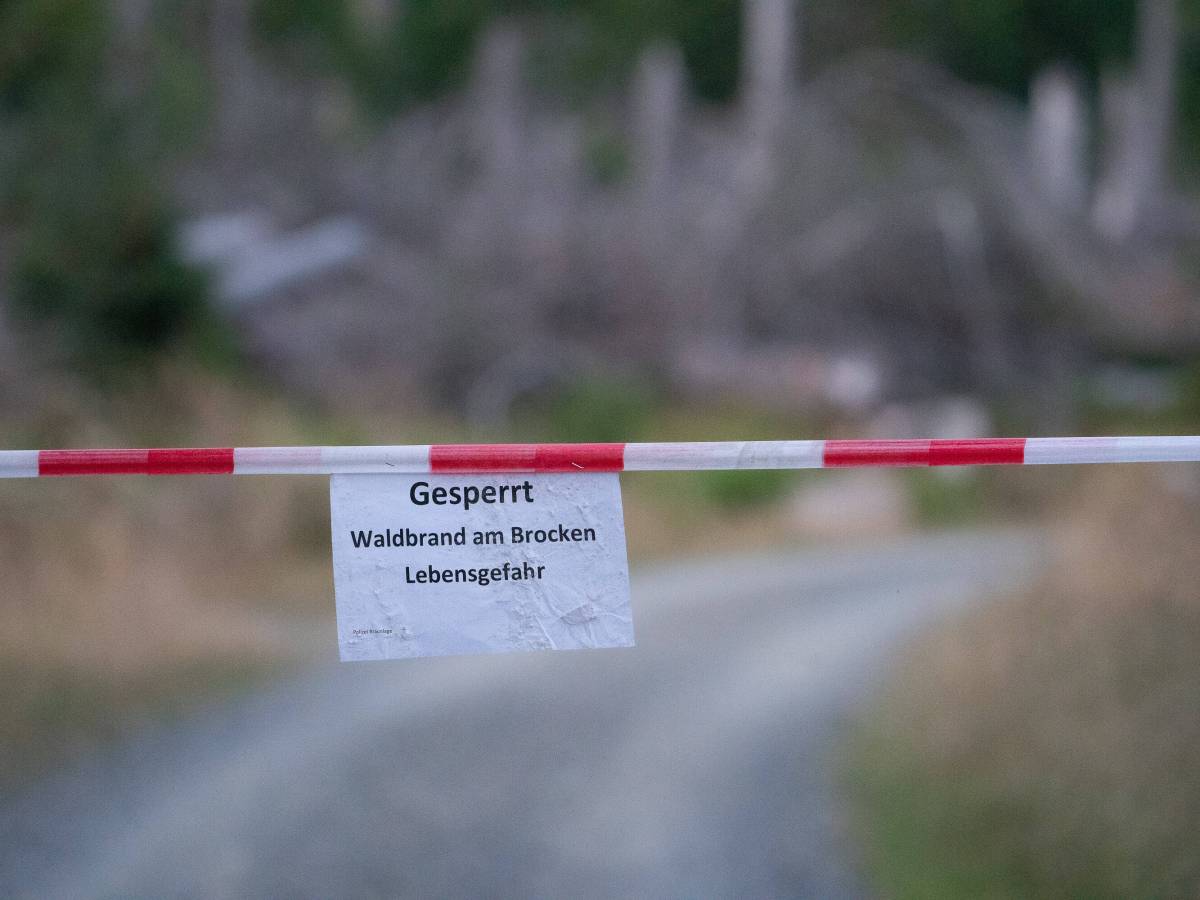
[330,473,634,661]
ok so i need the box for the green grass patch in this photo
[845,713,1120,900]
[905,471,986,526]
[694,468,794,510]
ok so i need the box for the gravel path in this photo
[0,529,1041,899]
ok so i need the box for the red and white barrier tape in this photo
[1,437,1199,477]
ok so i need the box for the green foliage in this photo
[1,0,224,372]
[390,0,498,101]
[670,0,740,102]
[847,726,1066,900]
[906,471,986,526]
[572,0,740,102]
[1182,4,1200,178]
[0,0,107,114]
[13,196,217,369]
[256,0,493,112]
[695,468,793,510]
[886,0,1137,98]
[879,0,1200,168]
[253,0,742,115]
[544,376,657,442]
[256,0,353,46]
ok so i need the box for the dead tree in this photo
[447,20,528,263]
[209,0,262,158]
[470,22,525,198]
[1028,66,1088,216]
[1093,0,1181,242]
[822,52,1200,355]
[740,0,799,194]
[632,43,685,203]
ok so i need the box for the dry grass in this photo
[849,466,1200,898]
[621,474,809,561]
[0,367,338,781]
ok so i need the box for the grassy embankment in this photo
[0,368,334,783]
[847,465,1200,898]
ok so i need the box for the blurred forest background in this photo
[5,0,1200,410]
[2,1,1200,895]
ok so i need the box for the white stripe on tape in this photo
[623,441,825,470]
[0,451,39,478]
[1024,436,1200,465]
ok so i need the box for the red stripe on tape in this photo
[823,440,930,467]
[40,448,236,476]
[928,438,1025,466]
[40,449,150,476]
[430,445,533,472]
[430,443,625,473]
[147,448,235,475]
[533,443,625,471]
[824,438,1027,467]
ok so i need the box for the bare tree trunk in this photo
[1028,66,1088,215]
[210,0,260,158]
[933,190,1015,390]
[687,0,800,346]
[632,43,685,202]
[470,22,524,197]
[1136,0,1179,210]
[740,0,798,192]
[1092,0,1180,242]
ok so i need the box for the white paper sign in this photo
[330,473,634,660]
